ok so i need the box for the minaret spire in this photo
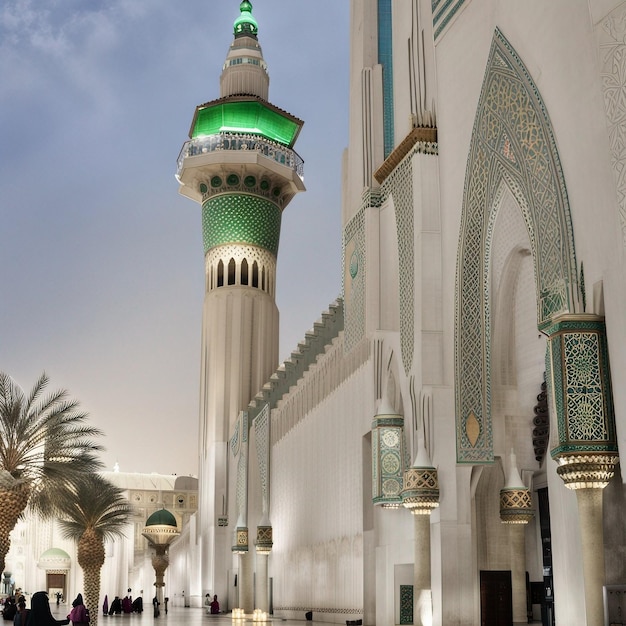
[234,1,258,39]
[221,0,268,99]
[175,2,305,613]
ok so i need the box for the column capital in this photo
[255,525,273,554]
[401,466,440,515]
[500,487,534,523]
[232,526,249,554]
[555,453,619,489]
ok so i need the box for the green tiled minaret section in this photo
[202,193,281,255]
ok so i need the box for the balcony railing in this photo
[176,132,304,181]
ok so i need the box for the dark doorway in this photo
[480,570,512,626]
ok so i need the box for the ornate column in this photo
[500,450,534,625]
[255,525,272,614]
[231,411,254,614]
[371,399,407,509]
[254,404,272,615]
[142,509,180,613]
[545,314,619,626]
[401,442,439,626]
[233,525,253,614]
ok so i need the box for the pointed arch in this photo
[241,258,249,285]
[455,29,578,463]
[228,258,236,285]
[252,261,259,288]
[217,260,225,287]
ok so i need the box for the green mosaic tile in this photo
[400,585,413,624]
[202,193,281,255]
[547,320,618,458]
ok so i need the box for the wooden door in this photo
[480,570,512,626]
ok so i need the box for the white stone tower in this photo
[175,0,304,605]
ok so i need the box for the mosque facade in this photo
[174,1,626,625]
[6,2,626,626]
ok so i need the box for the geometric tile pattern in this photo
[383,152,418,375]
[371,416,406,507]
[378,0,395,158]
[544,317,618,458]
[254,403,270,514]
[202,193,282,255]
[343,207,366,353]
[342,143,437,369]
[499,488,534,524]
[432,0,467,41]
[599,8,626,248]
[400,585,413,625]
[231,411,249,527]
[455,29,578,463]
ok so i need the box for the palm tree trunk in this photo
[78,530,105,626]
[0,487,30,574]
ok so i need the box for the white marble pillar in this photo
[412,512,433,626]
[509,524,527,625]
[255,552,269,613]
[239,552,254,614]
[576,487,605,626]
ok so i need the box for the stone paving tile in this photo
[51,604,319,626]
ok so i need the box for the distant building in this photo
[4,471,197,609]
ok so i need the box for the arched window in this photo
[261,266,266,292]
[217,260,224,287]
[252,261,259,288]
[241,258,249,285]
[228,258,236,285]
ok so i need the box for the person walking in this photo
[68,594,89,626]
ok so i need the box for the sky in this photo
[0,1,349,476]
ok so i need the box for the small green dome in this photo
[41,548,71,559]
[146,508,177,528]
[234,0,258,39]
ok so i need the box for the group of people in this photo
[102,594,142,616]
[204,594,220,615]
[2,591,31,626]
[1,591,90,626]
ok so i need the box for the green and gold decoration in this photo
[545,314,619,489]
[401,441,440,515]
[500,450,534,524]
[372,400,408,508]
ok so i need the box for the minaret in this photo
[176,0,305,603]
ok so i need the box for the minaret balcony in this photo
[176,132,304,184]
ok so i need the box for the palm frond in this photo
[57,474,134,543]
[0,372,105,519]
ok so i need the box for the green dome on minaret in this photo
[234,1,258,39]
[146,508,177,528]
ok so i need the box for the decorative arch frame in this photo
[455,29,578,463]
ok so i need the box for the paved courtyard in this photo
[51,604,325,626]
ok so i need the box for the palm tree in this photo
[0,371,104,574]
[58,473,134,626]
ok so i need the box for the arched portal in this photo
[455,29,579,463]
